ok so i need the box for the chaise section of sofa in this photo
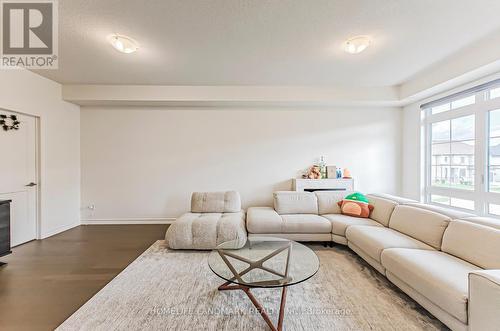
[165,191,247,250]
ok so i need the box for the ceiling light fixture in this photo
[343,35,371,54]
[109,34,139,54]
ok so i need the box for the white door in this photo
[0,110,37,246]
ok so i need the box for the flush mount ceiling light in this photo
[108,34,139,54]
[343,35,371,54]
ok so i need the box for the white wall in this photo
[0,69,80,238]
[81,106,402,222]
[402,103,424,201]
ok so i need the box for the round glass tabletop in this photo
[208,237,320,288]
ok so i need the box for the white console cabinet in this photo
[293,178,354,192]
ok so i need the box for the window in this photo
[431,195,475,210]
[423,81,500,216]
[430,115,474,190]
[489,204,500,216]
[431,194,450,205]
[430,95,475,114]
[488,87,500,100]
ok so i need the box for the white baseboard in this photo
[81,217,176,225]
[40,221,81,239]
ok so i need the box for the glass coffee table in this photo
[208,237,320,331]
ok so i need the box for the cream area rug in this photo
[57,241,448,331]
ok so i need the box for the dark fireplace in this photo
[0,200,12,265]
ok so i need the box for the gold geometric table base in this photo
[216,242,292,331]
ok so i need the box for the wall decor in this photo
[0,114,20,131]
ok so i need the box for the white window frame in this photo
[423,87,500,217]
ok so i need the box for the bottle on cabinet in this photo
[318,156,327,179]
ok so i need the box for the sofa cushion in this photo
[323,214,382,237]
[165,211,247,250]
[315,191,353,215]
[246,207,283,234]
[366,194,398,226]
[389,205,450,249]
[346,226,434,263]
[191,191,241,213]
[459,216,500,230]
[405,202,474,220]
[280,214,332,233]
[273,191,318,215]
[381,248,481,323]
[442,220,500,269]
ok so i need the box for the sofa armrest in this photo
[468,269,500,331]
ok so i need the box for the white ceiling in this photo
[34,0,500,86]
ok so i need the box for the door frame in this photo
[0,107,41,241]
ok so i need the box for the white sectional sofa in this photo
[246,191,500,331]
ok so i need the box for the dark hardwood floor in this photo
[0,224,168,331]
